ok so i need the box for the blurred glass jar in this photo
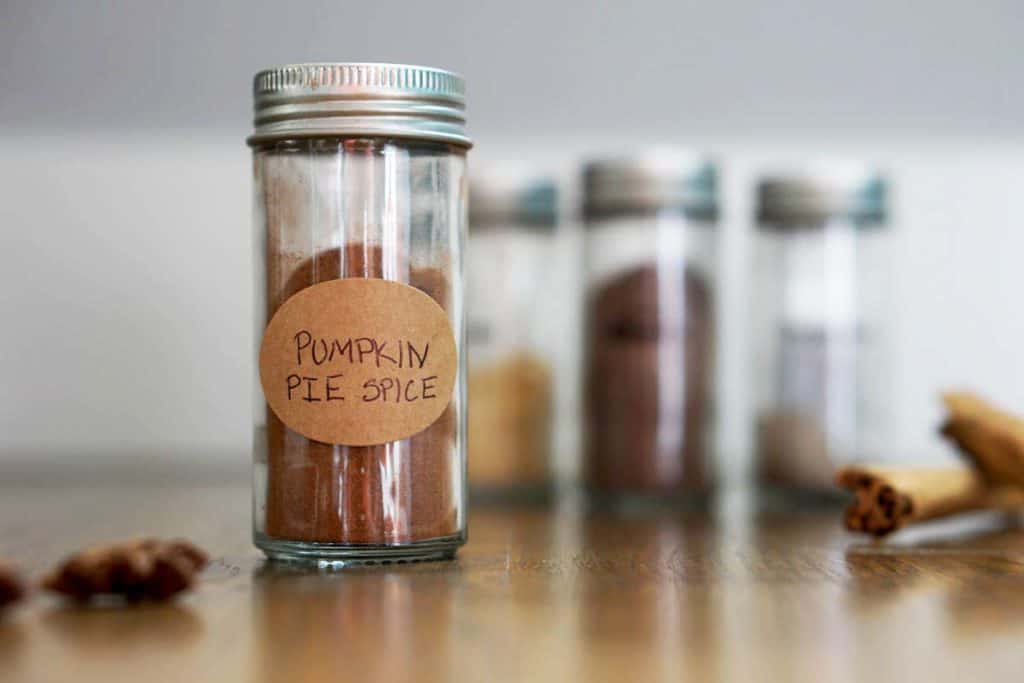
[467,168,558,499]
[581,153,718,499]
[751,166,890,493]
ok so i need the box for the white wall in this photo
[0,136,251,474]
[3,134,1023,480]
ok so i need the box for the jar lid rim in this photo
[756,165,887,226]
[248,63,471,147]
[582,151,719,217]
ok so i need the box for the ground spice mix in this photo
[263,244,457,546]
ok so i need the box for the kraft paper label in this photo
[259,278,457,446]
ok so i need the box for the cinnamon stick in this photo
[837,465,1024,536]
[940,391,1024,488]
[837,392,1024,536]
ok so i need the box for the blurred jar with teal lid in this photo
[751,165,891,495]
[467,166,559,499]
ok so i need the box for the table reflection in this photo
[575,510,722,681]
[246,497,1024,682]
[252,561,457,682]
[41,603,203,651]
[0,618,27,680]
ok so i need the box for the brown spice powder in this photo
[757,412,838,491]
[468,352,552,491]
[263,243,457,545]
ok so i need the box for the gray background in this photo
[3,0,1022,137]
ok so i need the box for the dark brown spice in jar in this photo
[262,243,457,545]
[584,264,713,494]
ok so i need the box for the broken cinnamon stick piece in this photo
[836,465,1024,536]
[941,391,1024,487]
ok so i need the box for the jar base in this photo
[755,481,847,508]
[254,532,464,566]
[469,481,555,505]
[584,487,714,514]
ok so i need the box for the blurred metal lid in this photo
[582,151,718,220]
[470,165,558,229]
[757,165,887,227]
[247,63,471,148]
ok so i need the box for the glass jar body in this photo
[582,210,717,498]
[751,219,891,492]
[251,138,467,562]
[467,223,556,498]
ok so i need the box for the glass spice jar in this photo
[467,167,558,499]
[248,63,471,563]
[751,165,890,494]
[581,153,718,500]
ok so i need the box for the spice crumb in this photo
[0,561,26,611]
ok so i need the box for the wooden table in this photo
[1,480,1023,682]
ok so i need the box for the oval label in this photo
[259,278,457,446]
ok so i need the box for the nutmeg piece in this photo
[42,538,209,602]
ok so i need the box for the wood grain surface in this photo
[1,481,1023,682]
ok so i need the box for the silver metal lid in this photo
[757,165,887,227]
[470,165,558,229]
[247,63,471,148]
[582,152,718,220]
